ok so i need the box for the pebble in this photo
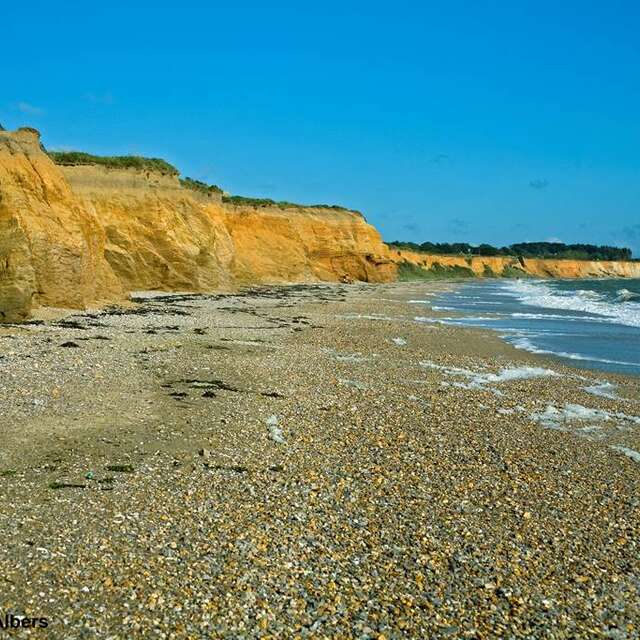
[0,282,638,637]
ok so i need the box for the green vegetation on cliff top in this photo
[179,177,223,196]
[48,151,179,176]
[47,150,356,212]
[221,194,359,214]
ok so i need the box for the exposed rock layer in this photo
[0,128,393,321]
[0,129,122,321]
[393,249,640,279]
[1,127,639,321]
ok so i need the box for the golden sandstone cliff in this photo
[0,128,122,321]
[1,127,639,322]
[392,249,640,279]
[0,128,394,321]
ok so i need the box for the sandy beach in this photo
[1,281,639,638]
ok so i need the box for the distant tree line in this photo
[387,240,633,261]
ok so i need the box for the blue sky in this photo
[1,1,639,254]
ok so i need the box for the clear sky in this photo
[1,1,639,254]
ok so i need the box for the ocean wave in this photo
[616,288,640,302]
[509,336,640,368]
[502,280,640,328]
[510,312,602,322]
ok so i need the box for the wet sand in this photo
[0,282,639,638]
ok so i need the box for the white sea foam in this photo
[530,403,640,431]
[510,312,594,321]
[611,446,640,463]
[503,280,640,328]
[266,415,286,444]
[452,316,505,322]
[582,381,619,400]
[338,313,403,321]
[616,288,640,302]
[414,315,500,325]
[420,360,558,392]
[488,367,558,382]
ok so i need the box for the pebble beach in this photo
[1,282,639,638]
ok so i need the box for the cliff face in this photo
[2,126,638,322]
[0,129,122,321]
[0,128,394,321]
[62,167,395,289]
[61,165,236,293]
[393,250,640,279]
[219,204,394,285]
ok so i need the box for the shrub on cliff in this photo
[48,151,179,176]
[180,177,223,196]
[222,194,358,214]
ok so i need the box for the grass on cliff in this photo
[397,261,475,281]
[179,177,223,196]
[48,151,179,176]
[48,149,357,212]
[501,264,531,278]
[221,194,359,214]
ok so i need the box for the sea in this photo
[414,278,640,377]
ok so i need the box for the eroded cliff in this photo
[392,249,640,279]
[60,164,236,293]
[219,203,394,285]
[0,128,394,321]
[2,126,638,321]
[61,166,395,289]
[0,129,122,321]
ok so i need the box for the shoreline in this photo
[1,281,639,637]
[414,276,640,381]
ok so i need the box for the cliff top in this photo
[221,194,361,215]
[41,139,358,214]
[48,150,179,176]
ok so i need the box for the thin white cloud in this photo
[529,179,549,190]
[83,92,114,105]
[16,101,44,115]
